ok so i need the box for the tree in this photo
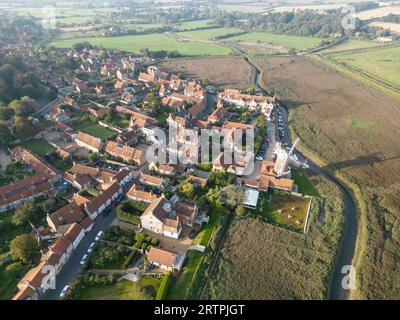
[216,185,245,209]
[0,106,14,122]
[235,205,246,217]
[12,116,37,139]
[246,87,255,95]
[10,234,40,264]
[12,202,37,228]
[179,181,195,199]
[0,124,13,146]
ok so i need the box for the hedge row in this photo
[156,272,172,300]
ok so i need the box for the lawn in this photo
[225,32,322,51]
[175,19,216,30]
[51,33,231,56]
[177,27,243,40]
[251,191,310,233]
[331,46,400,88]
[19,139,55,156]
[0,265,29,300]
[292,169,319,196]
[71,120,116,139]
[74,277,161,300]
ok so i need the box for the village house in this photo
[139,172,166,190]
[140,197,182,239]
[104,140,146,166]
[87,106,109,119]
[116,129,140,146]
[126,184,158,204]
[46,105,71,122]
[55,122,76,142]
[46,202,87,232]
[187,175,208,187]
[82,182,123,220]
[138,72,156,85]
[149,161,176,176]
[11,147,62,180]
[207,99,230,124]
[147,247,186,272]
[13,221,86,300]
[0,173,55,213]
[212,152,253,177]
[219,88,275,120]
[74,132,104,153]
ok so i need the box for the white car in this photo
[95,231,103,241]
[60,285,70,298]
[256,156,264,161]
[80,254,88,265]
[87,242,95,253]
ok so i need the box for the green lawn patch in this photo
[292,169,319,196]
[19,139,55,156]
[74,277,161,300]
[250,191,310,233]
[71,120,116,139]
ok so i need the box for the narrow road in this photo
[41,210,118,300]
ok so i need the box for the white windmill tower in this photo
[273,138,308,177]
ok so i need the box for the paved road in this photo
[41,210,117,300]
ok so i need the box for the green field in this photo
[74,277,161,300]
[320,39,382,54]
[175,19,216,30]
[330,46,400,88]
[19,139,55,156]
[51,33,231,56]
[70,120,116,139]
[225,32,322,51]
[177,27,243,40]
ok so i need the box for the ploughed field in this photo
[161,57,254,89]
[257,56,400,299]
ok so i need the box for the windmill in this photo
[273,138,308,177]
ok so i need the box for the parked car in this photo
[60,285,70,298]
[80,255,88,265]
[95,231,103,241]
[256,156,264,161]
[87,242,95,253]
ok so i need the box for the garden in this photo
[250,191,311,233]
[116,200,149,226]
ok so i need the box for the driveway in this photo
[143,225,196,253]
